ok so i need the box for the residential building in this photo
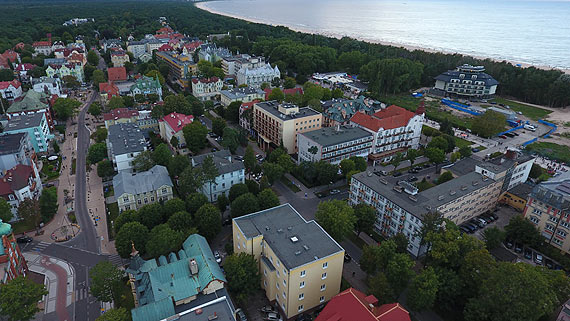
[107,123,147,173]
[191,77,223,101]
[45,63,84,83]
[501,182,534,212]
[159,112,194,154]
[233,203,344,319]
[253,101,322,154]
[155,51,197,90]
[126,40,148,59]
[111,49,130,67]
[130,75,163,101]
[475,149,535,191]
[99,38,122,52]
[433,64,499,98]
[32,41,52,56]
[0,80,22,101]
[350,169,503,257]
[238,100,259,133]
[222,54,265,77]
[0,50,19,69]
[6,90,54,130]
[127,234,230,321]
[54,47,87,66]
[0,164,43,220]
[136,110,159,131]
[107,67,128,82]
[321,96,381,127]
[113,165,173,212]
[32,77,62,96]
[103,108,139,129]
[0,220,29,284]
[14,63,36,83]
[182,40,203,55]
[220,86,265,107]
[297,126,373,164]
[0,133,37,173]
[191,150,245,202]
[524,172,570,254]
[99,81,120,104]
[236,64,280,88]
[4,113,53,153]
[198,44,231,63]
[315,288,411,321]
[43,58,66,67]
[146,39,167,53]
[350,104,424,164]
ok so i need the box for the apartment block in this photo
[107,123,147,173]
[221,54,265,78]
[433,64,499,99]
[113,165,173,212]
[191,77,223,101]
[253,101,322,154]
[4,113,53,153]
[233,204,344,319]
[155,51,197,90]
[220,86,265,107]
[191,150,244,202]
[297,126,373,164]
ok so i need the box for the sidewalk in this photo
[25,253,74,321]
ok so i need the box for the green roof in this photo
[7,91,49,113]
[131,75,161,91]
[130,297,175,321]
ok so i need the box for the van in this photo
[524,124,536,131]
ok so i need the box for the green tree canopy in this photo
[89,261,124,303]
[167,154,190,177]
[315,200,356,241]
[482,227,505,250]
[504,215,542,247]
[268,88,284,101]
[353,203,376,235]
[0,198,13,222]
[224,253,260,304]
[359,240,397,275]
[185,192,209,214]
[212,118,226,136]
[87,142,107,164]
[178,167,205,198]
[257,188,280,210]
[52,98,80,120]
[231,193,259,218]
[39,186,58,222]
[87,49,99,65]
[115,221,149,258]
[92,127,108,143]
[167,211,196,235]
[368,272,395,305]
[229,183,249,202]
[162,198,186,220]
[95,308,130,321]
[471,110,506,138]
[152,143,172,166]
[0,276,48,321]
[195,203,222,240]
[138,203,164,229]
[88,102,102,116]
[146,224,184,258]
[132,150,155,172]
[408,267,439,311]
[183,121,208,153]
[113,210,139,234]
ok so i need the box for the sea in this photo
[197,0,570,70]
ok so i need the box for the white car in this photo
[214,251,222,264]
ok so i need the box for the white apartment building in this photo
[191,77,223,101]
[107,123,147,173]
[297,126,373,164]
[191,150,245,202]
[32,77,63,96]
[0,80,23,101]
[222,54,266,77]
[237,64,280,88]
[220,86,265,107]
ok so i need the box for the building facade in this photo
[111,50,130,67]
[0,133,37,173]
[233,204,344,319]
[0,220,29,284]
[191,77,223,101]
[0,164,43,220]
[113,165,173,212]
[220,86,265,107]
[297,126,373,164]
[155,51,197,90]
[32,77,62,96]
[107,123,148,173]
[191,150,245,202]
[236,64,280,88]
[0,80,23,101]
[433,64,499,99]
[198,44,231,63]
[103,108,140,129]
[159,112,194,154]
[6,90,54,130]
[4,113,52,153]
[130,75,163,101]
[221,54,265,78]
[253,101,322,154]
[45,63,84,83]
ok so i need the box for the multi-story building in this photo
[191,77,223,101]
[0,220,29,284]
[233,203,344,319]
[524,172,570,254]
[159,112,194,154]
[500,182,534,212]
[99,38,123,53]
[54,47,87,67]
[155,51,197,90]
[0,80,23,101]
[433,64,499,99]
[350,169,503,257]
[107,123,147,173]
[103,108,139,129]
[32,77,62,96]
[221,54,265,78]
[136,110,158,131]
[253,101,322,154]
[220,86,265,107]
[4,113,52,153]
[45,63,84,83]
[113,165,173,212]
[14,63,36,83]
[99,81,120,104]
[129,75,163,101]
[191,150,245,202]
[239,100,259,133]
[107,67,128,82]
[297,126,373,164]
[126,40,147,59]
[32,41,52,56]
[198,44,231,63]
[0,164,43,220]
[127,234,230,321]
[6,90,54,130]
[350,104,424,164]
[111,49,130,67]
[321,96,381,127]
[236,64,280,88]
[0,133,37,173]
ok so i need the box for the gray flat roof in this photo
[300,126,372,147]
[0,133,27,155]
[108,123,147,155]
[233,203,344,270]
[507,181,534,199]
[5,113,44,131]
[255,101,320,121]
[192,150,244,175]
[220,86,264,100]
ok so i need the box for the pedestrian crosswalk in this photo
[32,241,51,252]
[75,288,89,301]
[108,254,125,267]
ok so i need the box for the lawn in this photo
[280,176,301,192]
[11,218,37,234]
[41,159,61,181]
[106,202,119,239]
[71,158,76,175]
[526,142,570,163]
[104,185,114,198]
[453,136,473,149]
[490,97,552,121]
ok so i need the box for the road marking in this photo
[108,254,124,266]
[32,242,51,252]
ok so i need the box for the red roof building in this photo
[0,165,38,201]
[14,63,36,73]
[0,80,21,91]
[160,112,194,133]
[107,67,128,82]
[14,42,26,50]
[32,41,52,48]
[103,108,139,121]
[350,105,415,132]
[158,44,174,52]
[99,81,119,100]
[315,288,411,321]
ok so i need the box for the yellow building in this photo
[233,204,344,319]
[111,50,130,67]
[253,101,322,154]
[500,182,533,212]
[155,51,197,90]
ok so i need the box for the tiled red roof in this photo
[351,105,415,131]
[98,81,119,98]
[111,50,127,57]
[314,288,411,321]
[161,112,194,133]
[155,34,170,39]
[191,77,220,84]
[103,107,139,121]
[14,42,26,50]
[2,50,19,62]
[183,41,202,51]
[158,44,174,52]
[0,165,34,196]
[33,41,52,47]
[107,67,127,82]
[0,80,22,90]
[157,27,174,34]
[15,63,36,72]
[241,100,260,110]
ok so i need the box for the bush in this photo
[436,171,454,184]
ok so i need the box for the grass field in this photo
[526,142,570,163]
[454,136,473,148]
[280,176,301,192]
[12,218,37,234]
[490,97,552,121]
[416,180,436,192]
[106,202,119,239]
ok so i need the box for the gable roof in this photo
[0,133,27,156]
[113,165,173,198]
[107,67,127,82]
[314,288,411,321]
[192,150,244,176]
[99,81,119,98]
[160,112,193,133]
[0,164,34,197]
[0,80,21,90]
[7,91,49,113]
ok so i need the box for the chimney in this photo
[189,258,199,275]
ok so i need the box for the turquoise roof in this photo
[130,75,161,92]
[130,297,175,321]
[128,234,226,320]
[322,95,381,123]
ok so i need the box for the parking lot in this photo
[470,205,519,240]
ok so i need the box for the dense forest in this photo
[1,0,569,107]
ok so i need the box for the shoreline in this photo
[195,1,570,74]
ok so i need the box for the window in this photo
[276,282,279,289]
[299,293,304,300]
[283,280,286,286]
[283,292,286,299]
[322,262,328,269]
[283,268,286,275]
[282,303,285,311]
[321,272,327,279]
[298,305,304,312]
[300,281,305,288]
[300,270,306,277]
[264,269,267,276]
[320,296,325,303]
[320,284,326,291]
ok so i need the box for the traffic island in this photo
[50,224,81,242]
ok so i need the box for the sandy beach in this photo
[195,1,570,74]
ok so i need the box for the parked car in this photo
[464,223,478,232]
[414,166,423,171]
[478,216,492,224]
[344,253,352,263]
[408,176,418,182]
[380,170,388,176]
[260,305,277,313]
[472,148,480,153]
[505,239,514,249]
[514,243,523,253]
[545,259,554,269]
[214,251,222,264]
[471,219,485,228]
[236,308,247,321]
[264,312,282,321]
[16,236,33,243]
[423,164,431,168]
[393,172,402,177]
[330,189,340,195]
[499,135,508,139]
[459,226,471,234]
[535,253,543,265]
[222,219,232,226]
[524,248,532,260]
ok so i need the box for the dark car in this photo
[223,219,232,226]
[423,164,431,168]
[464,223,478,232]
[393,172,402,177]
[514,243,523,253]
[211,148,218,152]
[505,239,514,249]
[472,148,480,153]
[524,248,532,260]
[408,169,418,174]
[459,226,472,234]
[297,314,311,321]
[236,308,247,321]
[408,176,418,182]
[545,259,554,269]
[344,253,352,263]
[16,236,33,243]
[499,135,507,139]
[414,166,423,171]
